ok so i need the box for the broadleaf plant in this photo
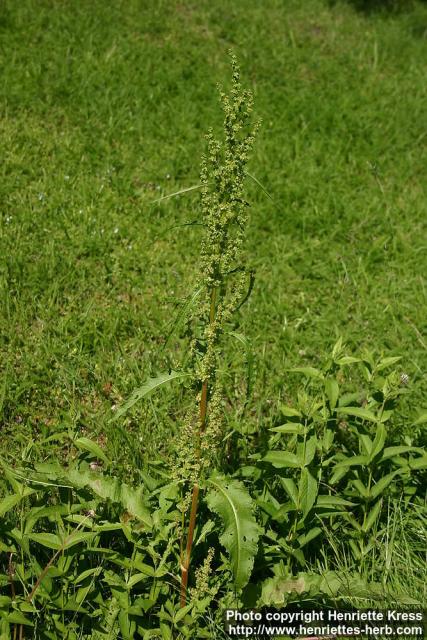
[206,475,261,590]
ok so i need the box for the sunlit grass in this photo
[0,0,426,469]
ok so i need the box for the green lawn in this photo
[1,0,426,461]
[1,1,427,636]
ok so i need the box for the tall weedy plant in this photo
[102,54,261,614]
[174,55,260,606]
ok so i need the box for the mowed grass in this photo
[0,0,426,469]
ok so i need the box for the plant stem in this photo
[179,483,199,607]
[27,515,92,604]
[8,553,17,640]
[16,516,93,640]
[198,287,216,445]
[180,287,217,607]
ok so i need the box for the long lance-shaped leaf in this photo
[65,467,153,530]
[111,370,190,422]
[153,220,205,244]
[206,475,261,590]
[151,171,273,206]
[228,331,254,402]
[162,286,203,352]
[0,487,35,517]
[150,183,205,203]
[245,170,275,203]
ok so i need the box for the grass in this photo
[1,0,426,468]
[318,498,427,601]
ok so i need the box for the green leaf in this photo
[127,598,156,615]
[329,466,349,485]
[303,436,317,466]
[359,434,373,457]
[65,468,152,529]
[25,504,77,534]
[111,371,190,422]
[0,487,35,517]
[29,531,95,550]
[381,446,424,462]
[270,423,304,435]
[319,571,343,597]
[316,495,355,508]
[413,412,427,426]
[228,331,254,400]
[32,461,64,477]
[163,286,203,350]
[118,609,133,640]
[370,470,403,499]
[174,603,192,624]
[369,424,386,462]
[92,522,124,532]
[379,409,393,423]
[299,469,318,517]
[62,531,96,549]
[74,437,110,465]
[73,567,102,584]
[4,611,34,626]
[332,336,344,359]
[409,455,427,470]
[297,527,322,547]
[280,478,298,507]
[260,572,325,605]
[280,405,301,418]
[28,532,62,550]
[262,451,301,468]
[206,475,261,590]
[352,479,369,498]
[322,429,334,452]
[346,514,363,531]
[336,406,378,423]
[127,573,149,588]
[363,500,382,533]
[121,484,152,528]
[335,455,369,468]
[325,378,339,411]
[338,392,365,407]
[195,520,216,546]
[0,457,25,493]
[335,356,361,365]
[160,623,173,640]
[376,356,402,371]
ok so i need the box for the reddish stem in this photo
[179,287,216,606]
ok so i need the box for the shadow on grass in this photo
[328,0,426,15]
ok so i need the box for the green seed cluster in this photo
[172,406,201,487]
[200,59,257,283]
[189,547,218,602]
[196,54,259,380]
[173,55,258,484]
[196,55,258,462]
[195,56,258,464]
